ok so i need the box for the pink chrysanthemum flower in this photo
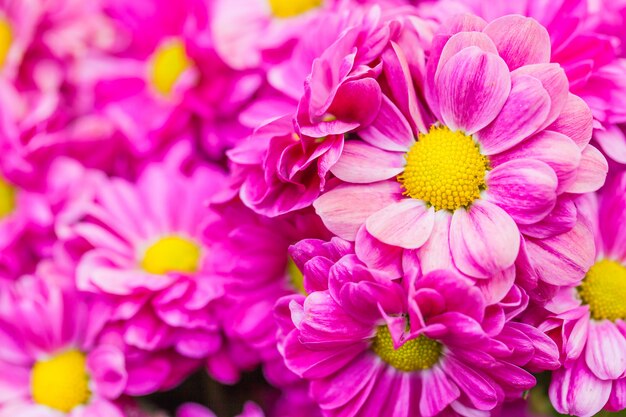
[0,276,128,417]
[540,171,626,416]
[203,197,329,387]
[314,14,607,283]
[276,239,559,417]
[68,163,227,394]
[79,0,263,158]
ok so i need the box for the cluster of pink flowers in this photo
[0,0,625,416]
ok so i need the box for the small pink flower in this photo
[0,276,127,417]
[541,171,626,416]
[203,197,329,386]
[68,162,228,394]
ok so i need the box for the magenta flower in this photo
[540,171,626,416]
[0,277,127,417]
[78,0,263,158]
[203,197,329,386]
[314,14,606,283]
[68,163,227,394]
[228,116,344,217]
[276,239,559,417]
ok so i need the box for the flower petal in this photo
[585,320,626,380]
[512,63,569,129]
[549,359,611,417]
[483,15,551,71]
[366,199,436,249]
[476,74,550,155]
[547,94,593,149]
[359,95,414,152]
[565,145,608,194]
[492,130,581,193]
[420,364,461,417]
[523,221,595,286]
[450,200,520,278]
[331,141,405,183]
[437,47,511,135]
[314,181,403,240]
[486,159,557,225]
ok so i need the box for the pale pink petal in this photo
[565,145,608,194]
[547,94,593,149]
[331,142,405,183]
[492,130,581,193]
[524,221,595,286]
[435,31,498,78]
[416,211,454,274]
[476,74,550,155]
[595,125,626,164]
[550,359,611,417]
[437,47,511,135]
[483,15,551,71]
[585,321,626,380]
[358,95,414,152]
[365,199,436,249]
[512,63,569,129]
[486,159,557,224]
[450,200,520,278]
[314,181,403,241]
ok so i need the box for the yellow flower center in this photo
[141,236,201,275]
[268,0,323,18]
[0,176,16,218]
[150,38,192,97]
[398,125,489,211]
[0,17,13,68]
[31,350,91,413]
[578,259,626,321]
[287,257,306,294]
[371,325,442,372]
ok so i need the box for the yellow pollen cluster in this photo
[578,259,626,321]
[0,176,16,218]
[150,38,192,97]
[268,0,323,18]
[287,257,306,294]
[142,236,201,275]
[398,125,489,211]
[31,349,91,413]
[371,325,442,372]
[0,18,12,68]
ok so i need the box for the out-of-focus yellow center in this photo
[150,38,191,96]
[287,257,306,294]
[398,125,489,211]
[268,0,323,18]
[142,236,201,275]
[372,326,442,372]
[0,177,15,218]
[31,350,91,413]
[578,259,626,321]
[0,18,13,68]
